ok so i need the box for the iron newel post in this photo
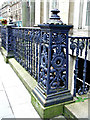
[6,21,15,57]
[33,9,73,107]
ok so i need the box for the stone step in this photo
[64,98,88,119]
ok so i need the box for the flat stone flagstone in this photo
[0,51,40,119]
[64,99,88,119]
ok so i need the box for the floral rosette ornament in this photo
[1,19,7,25]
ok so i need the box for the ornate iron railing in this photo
[38,26,69,95]
[1,25,90,97]
[12,27,41,80]
[69,36,90,96]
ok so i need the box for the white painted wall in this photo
[43,0,47,23]
[58,0,69,24]
[73,0,80,29]
[68,55,76,95]
[35,0,40,25]
[82,0,88,29]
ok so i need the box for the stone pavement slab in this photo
[0,82,14,119]
[0,51,40,119]
[65,99,88,119]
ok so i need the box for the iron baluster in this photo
[73,38,79,96]
[29,29,33,74]
[21,29,24,66]
[30,30,33,75]
[14,29,16,60]
[22,29,25,68]
[79,39,84,56]
[26,29,29,71]
[26,29,28,70]
[78,39,88,95]
[38,31,42,83]
[15,29,17,60]
[24,29,27,70]
[35,30,41,80]
[15,29,17,61]
[66,33,69,90]
[28,29,31,73]
[83,39,88,93]
[18,29,21,64]
[17,29,19,62]
[47,31,52,94]
[18,29,21,63]
[32,31,35,78]
[13,29,16,58]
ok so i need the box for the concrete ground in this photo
[0,51,40,119]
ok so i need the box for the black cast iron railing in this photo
[1,8,90,100]
[12,27,41,80]
[1,25,90,97]
[69,36,90,96]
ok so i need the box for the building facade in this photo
[0,0,30,27]
[10,0,22,26]
[31,0,89,35]
[0,0,90,30]
[0,2,11,22]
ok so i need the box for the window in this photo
[78,0,84,29]
[86,1,90,26]
[51,0,58,9]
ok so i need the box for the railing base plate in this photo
[31,88,74,119]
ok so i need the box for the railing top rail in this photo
[69,36,90,39]
[12,26,40,30]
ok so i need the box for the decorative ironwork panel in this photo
[39,31,68,94]
[69,36,90,96]
[13,27,41,80]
